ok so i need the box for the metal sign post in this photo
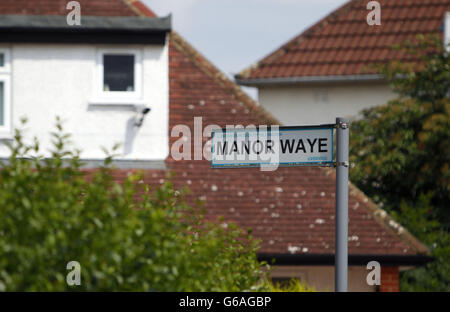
[335,117,349,292]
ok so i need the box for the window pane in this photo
[103,54,135,92]
[0,54,4,67]
[0,82,4,125]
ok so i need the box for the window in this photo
[0,48,11,137]
[94,49,143,104]
[0,48,10,74]
[0,76,11,130]
[103,54,135,92]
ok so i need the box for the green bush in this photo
[266,279,316,292]
[0,118,268,291]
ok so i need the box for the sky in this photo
[143,0,349,98]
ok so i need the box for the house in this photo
[235,0,450,126]
[0,0,430,291]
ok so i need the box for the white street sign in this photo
[211,126,334,168]
[211,119,350,292]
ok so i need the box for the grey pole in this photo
[335,117,349,292]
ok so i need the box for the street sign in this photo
[211,119,350,292]
[211,125,334,168]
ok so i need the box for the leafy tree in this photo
[0,118,268,291]
[350,35,449,291]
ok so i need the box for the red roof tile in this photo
[237,0,450,81]
[0,0,156,17]
[3,0,428,258]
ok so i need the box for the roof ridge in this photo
[237,0,357,79]
[320,167,430,255]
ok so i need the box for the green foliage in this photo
[0,118,268,291]
[350,98,449,224]
[350,35,450,291]
[266,279,316,292]
[391,196,450,291]
[377,35,449,103]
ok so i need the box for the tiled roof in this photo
[2,0,428,258]
[237,0,450,82]
[0,0,156,17]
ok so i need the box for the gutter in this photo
[235,74,385,87]
[0,14,172,32]
[0,15,172,44]
[258,253,433,266]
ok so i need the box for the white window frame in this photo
[93,48,143,105]
[0,48,12,137]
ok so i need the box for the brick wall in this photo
[380,266,399,292]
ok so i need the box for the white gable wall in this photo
[0,42,169,161]
[258,83,396,126]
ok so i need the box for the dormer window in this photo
[94,48,143,105]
